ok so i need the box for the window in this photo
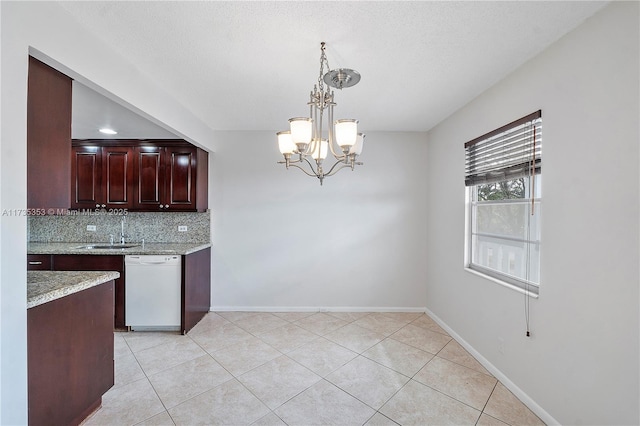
[465,111,541,295]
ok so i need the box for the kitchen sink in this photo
[75,244,141,250]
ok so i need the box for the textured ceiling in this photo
[59,1,608,136]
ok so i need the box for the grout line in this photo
[408,378,485,415]
[430,338,495,378]
[111,312,508,425]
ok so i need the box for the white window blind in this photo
[465,110,542,187]
[464,110,542,298]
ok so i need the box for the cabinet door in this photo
[27,56,72,210]
[28,281,114,426]
[71,146,103,209]
[133,146,165,210]
[182,247,211,334]
[165,146,197,211]
[53,255,126,329]
[103,147,134,209]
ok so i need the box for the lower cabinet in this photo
[28,280,114,426]
[45,249,211,333]
[182,247,211,333]
[48,248,211,334]
[52,255,126,330]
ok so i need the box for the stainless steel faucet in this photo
[120,215,127,244]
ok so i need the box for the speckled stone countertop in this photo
[28,242,211,256]
[27,271,120,309]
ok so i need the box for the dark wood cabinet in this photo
[73,140,208,212]
[135,144,207,211]
[182,247,211,333]
[28,280,114,426]
[27,255,52,271]
[134,145,164,210]
[27,56,72,210]
[104,146,134,208]
[71,146,102,209]
[52,255,126,330]
[165,146,197,211]
[71,146,134,210]
[35,248,210,333]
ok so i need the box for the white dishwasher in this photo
[125,255,181,331]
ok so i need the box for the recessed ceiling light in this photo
[99,128,118,135]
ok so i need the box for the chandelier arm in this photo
[316,100,324,142]
[324,160,353,177]
[277,157,304,165]
[328,97,333,146]
[287,163,319,178]
[287,156,324,178]
[326,102,343,159]
[302,156,320,175]
[327,143,344,160]
[309,90,319,143]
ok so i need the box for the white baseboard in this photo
[209,306,427,313]
[424,307,559,426]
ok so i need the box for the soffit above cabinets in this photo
[72,80,179,140]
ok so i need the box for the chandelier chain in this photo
[318,42,330,93]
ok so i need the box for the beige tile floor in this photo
[83,312,545,426]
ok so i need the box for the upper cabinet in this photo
[71,145,134,210]
[134,145,164,210]
[163,145,208,211]
[27,57,72,210]
[73,140,208,212]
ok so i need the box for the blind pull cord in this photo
[525,122,534,337]
[531,125,536,216]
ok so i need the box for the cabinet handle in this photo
[96,204,100,208]
[29,261,43,265]
[101,204,106,208]
[159,205,164,209]
[165,204,169,208]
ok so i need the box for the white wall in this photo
[425,2,639,425]
[4,1,636,424]
[211,131,428,310]
[0,2,215,422]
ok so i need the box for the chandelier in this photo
[277,42,364,185]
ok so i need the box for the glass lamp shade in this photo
[311,139,328,160]
[335,119,358,147]
[289,117,313,145]
[350,133,365,155]
[276,131,296,154]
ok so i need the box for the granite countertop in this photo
[27,270,120,309]
[28,242,211,256]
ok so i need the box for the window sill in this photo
[464,267,539,299]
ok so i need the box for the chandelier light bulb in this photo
[276,131,296,154]
[289,117,313,145]
[335,119,358,148]
[311,140,329,160]
[350,133,365,155]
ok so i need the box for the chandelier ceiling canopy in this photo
[277,42,364,185]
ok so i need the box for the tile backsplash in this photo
[28,211,210,244]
